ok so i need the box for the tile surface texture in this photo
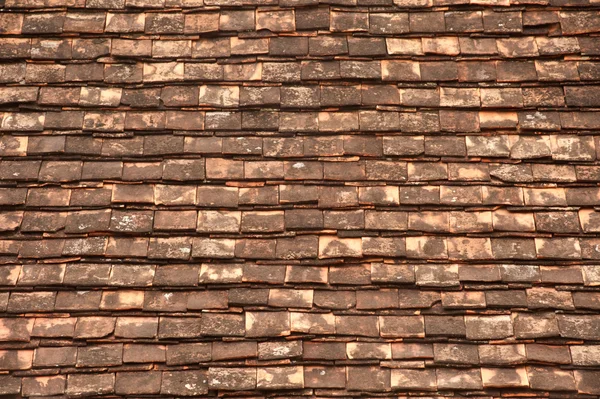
[0,0,599,396]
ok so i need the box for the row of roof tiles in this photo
[9,208,600,234]
[2,0,598,9]
[3,60,600,84]
[2,311,600,340]
[3,365,600,396]
[1,110,600,133]
[2,9,599,35]
[3,286,600,313]
[2,36,600,59]
[4,85,599,109]
[2,341,598,369]
[6,159,600,184]
[5,135,600,164]
[1,184,598,207]
[4,134,599,159]
[3,235,600,259]
[3,161,600,186]
[3,263,597,287]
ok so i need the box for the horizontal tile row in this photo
[3,262,598,287]
[4,235,600,260]
[2,35,600,61]
[2,184,600,208]
[2,60,600,86]
[5,160,600,185]
[3,84,599,110]
[2,311,600,341]
[3,286,600,313]
[2,365,600,396]
[2,111,600,135]
[3,0,598,9]
[2,9,599,36]
[0,261,600,288]
[2,110,600,134]
[4,134,600,162]
[8,208,600,235]
[2,341,599,369]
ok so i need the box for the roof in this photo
[0,0,600,397]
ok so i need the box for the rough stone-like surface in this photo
[0,1,598,398]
